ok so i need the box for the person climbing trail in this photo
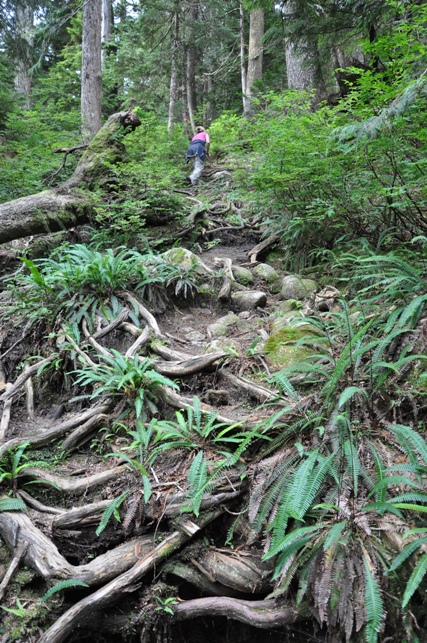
[186,126,210,186]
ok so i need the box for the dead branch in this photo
[247,233,279,264]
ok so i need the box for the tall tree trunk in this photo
[181,44,190,139]
[186,0,198,131]
[14,4,34,109]
[282,2,314,91]
[245,7,264,117]
[101,0,114,66]
[168,4,180,133]
[239,2,250,116]
[81,0,103,143]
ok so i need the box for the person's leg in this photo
[189,156,204,184]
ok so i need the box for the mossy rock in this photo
[204,338,240,356]
[207,313,239,338]
[263,325,321,367]
[232,266,254,285]
[280,276,317,300]
[253,263,280,284]
[161,248,210,275]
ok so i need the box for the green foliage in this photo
[41,579,89,603]
[74,349,178,421]
[96,490,131,535]
[0,497,27,512]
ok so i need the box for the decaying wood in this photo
[0,542,27,603]
[38,511,222,643]
[52,500,111,529]
[0,403,110,458]
[200,548,273,594]
[19,464,126,494]
[0,111,140,245]
[247,233,279,263]
[173,596,309,628]
[0,382,13,442]
[0,511,154,585]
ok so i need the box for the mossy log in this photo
[0,111,140,245]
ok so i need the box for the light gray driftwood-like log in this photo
[0,382,13,442]
[0,511,153,585]
[122,292,162,336]
[154,352,227,377]
[0,355,56,403]
[38,511,221,643]
[173,596,308,628]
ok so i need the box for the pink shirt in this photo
[192,132,208,142]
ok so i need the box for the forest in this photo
[1,0,427,641]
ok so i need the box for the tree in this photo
[81,0,102,142]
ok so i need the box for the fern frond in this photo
[389,537,427,573]
[96,490,130,536]
[41,579,89,603]
[0,497,27,512]
[402,553,427,609]
[363,555,384,643]
[389,424,427,465]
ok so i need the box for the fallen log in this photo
[0,111,140,246]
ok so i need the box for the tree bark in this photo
[244,7,264,117]
[14,4,34,109]
[101,0,114,66]
[82,0,103,142]
[173,596,309,628]
[0,111,139,245]
[168,3,180,133]
[239,2,250,116]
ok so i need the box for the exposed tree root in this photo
[0,510,154,585]
[0,355,56,403]
[247,233,279,263]
[19,464,126,493]
[0,403,111,458]
[173,596,309,628]
[0,382,13,441]
[38,511,222,643]
[0,542,27,602]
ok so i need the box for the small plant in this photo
[155,596,178,615]
[41,579,89,603]
[1,598,26,618]
[73,350,179,420]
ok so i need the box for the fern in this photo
[363,555,383,643]
[402,553,427,609]
[388,424,427,465]
[0,497,27,512]
[41,579,89,603]
[96,490,130,536]
[388,536,427,573]
[183,451,208,517]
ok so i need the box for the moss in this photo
[264,326,321,367]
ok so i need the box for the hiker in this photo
[186,126,210,186]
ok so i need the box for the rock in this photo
[253,263,279,284]
[161,248,212,275]
[231,291,267,311]
[207,313,238,338]
[232,266,254,285]
[315,286,340,311]
[263,324,323,367]
[185,330,206,343]
[203,389,230,406]
[204,338,240,355]
[280,276,317,300]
